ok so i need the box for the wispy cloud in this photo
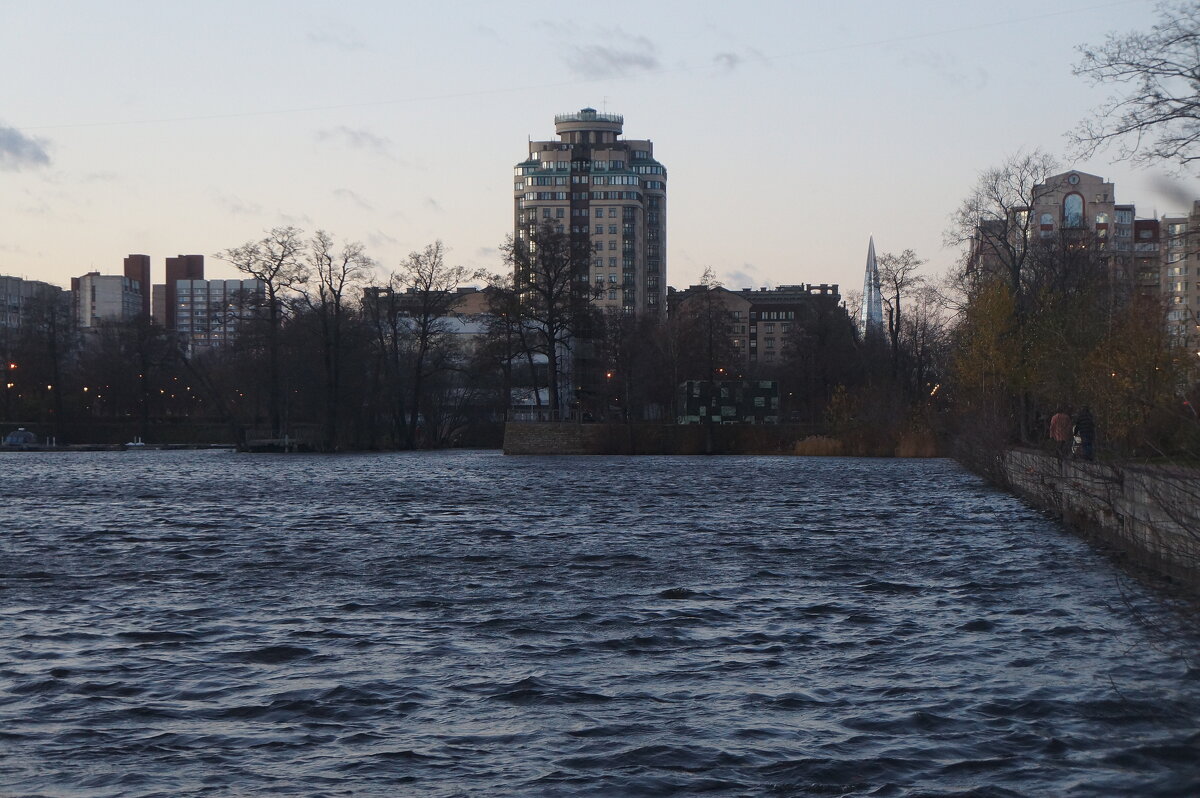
[713,52,742,71]
[307,23,365,52]
[0,125,51,171]
[278,212,314,228]
[333,188,374,211]
[367,230,398,249]
[564,31,660,78]
[214,192,263,217]
[316,126,392,157]
[900,50,987,92]
[724,264,771,290]
[424,197,443,213]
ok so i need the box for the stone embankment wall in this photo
[1002,449,1200,590]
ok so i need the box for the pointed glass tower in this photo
[860,237,884,337]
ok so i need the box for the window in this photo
[608,274,617,283]
[543,208,552,218]
[608,241,616,250]
[608,224,617,234]
[608,208,617,218]
[594,225,603,234]
[608,289,617,300]
[555,208,564,218]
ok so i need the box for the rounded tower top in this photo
[554,108,624,143]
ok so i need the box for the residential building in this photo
[161,254,205,331]
[514,107,666,315]
[123,254,151,318]
[71,271,144,328]
[1161,201,1200,346]
[669,282,844,366]
[0,276,66,330]
[175,278,265,351]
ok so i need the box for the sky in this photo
[3,0,1197,298]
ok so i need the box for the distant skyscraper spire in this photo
[860,236,884,337]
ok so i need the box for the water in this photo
[1,450,1198,797]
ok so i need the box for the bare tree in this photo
[216,226,307,438]
[1072,2,1200,172]
[877,249,927,382]
[945,150,1061,310]
[300,230,373,450]
[502,221,596,418]
[393,241,480,448]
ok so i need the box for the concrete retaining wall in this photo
[1002,449,1200,590]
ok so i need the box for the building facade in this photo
[72,272,144,328]
[669,282,845,366]
[514,108,666,315]
[0,276,66,330]
[161,254,205,331]
[1160,201,1200,346]
[123,254,152,318]
[175,278,265,351]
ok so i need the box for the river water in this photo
[1,450,1197,797]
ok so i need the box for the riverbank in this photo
[999,448,1200,594]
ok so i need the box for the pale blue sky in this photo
[2,0,1195,296]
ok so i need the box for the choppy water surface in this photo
[2,451,1198,797]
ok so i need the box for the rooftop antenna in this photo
[602,96,609,112]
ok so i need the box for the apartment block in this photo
[175,278,265,351]
[515,108,666,315]
[72,271,144,328]
[0,276,66,330]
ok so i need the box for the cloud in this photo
[564,33,660,78]
[724,264,772,291]
[424,197,443,213]
[713,52,742,71]
[215,192,263,216]
[367,230,398,249]
[278,212,314,228]
[333,188,374,211]
[0,125,51,171]
[900,50,987,92]
[307,24,365,52]
[316,126,392,157]
[476,246,498,260]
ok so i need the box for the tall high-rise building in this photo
[162,254,205,331]
[123,254,151,318]
[514,108,666,314]
[860,237,884,337]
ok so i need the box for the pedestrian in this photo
[1049,408,1072,458]
[1073,405,1095,461]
